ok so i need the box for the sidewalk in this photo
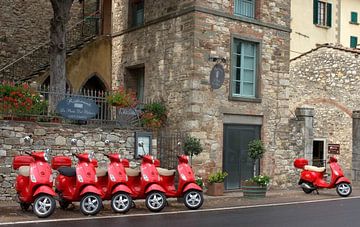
[1,187,360,223]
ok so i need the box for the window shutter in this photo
[313,0,319,24]
[350,36,358,48]
[327,3,332,27]
[351,12,358,23]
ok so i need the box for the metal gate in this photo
[157,130,186,169]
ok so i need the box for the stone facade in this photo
[289,44,360,178]
[0,121,157,201]
[112,0,291,187]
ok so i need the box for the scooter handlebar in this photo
[25,151,32,156]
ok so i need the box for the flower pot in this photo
[241,181,267,198]
[206,182,224,196]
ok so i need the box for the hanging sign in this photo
[210,63,225,89]
[56,97,99,120]
[328,144,340,155]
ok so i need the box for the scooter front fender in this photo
[33,185,56,197]
[183,182,202,193]
[80,185,102,196]
[112,184,134,196]
[145,184,165,194]
[336,176,351,185]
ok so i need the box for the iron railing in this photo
[157,130,186,169]
[0,85,141,129]
[0,11,100,82]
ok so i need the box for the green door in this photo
[223,124,261,190]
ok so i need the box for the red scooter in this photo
[12,136,56,218]
[125,154,167,212]
[294,156,352,197]
[157,155,203,209]
[52,139,103,215]
[96,140,133,213]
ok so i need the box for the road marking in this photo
[2,196,360,226]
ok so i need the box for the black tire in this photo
[302,188,314,194]
[20,202,31,211]
[111,192,132,213]
[145,191,166,212]
[59,199,71,210]
[336,182,352,197]
[33,194,56,218]
[183,190,204,210]
[80,193,102,216]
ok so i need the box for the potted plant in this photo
[106,86,138,108]
[140,101,167,130]
[183,135,203,165]
[206,170,228,196]
[242,139,269,198]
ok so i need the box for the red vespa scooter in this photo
[157,155,203,210]
[294,156,352,197]
[52,139,103,215]
[12,136,56,218]
[125,148,166,212]
[96,140,133,213]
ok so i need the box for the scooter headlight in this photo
[181,174,187,181]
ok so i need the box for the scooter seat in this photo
[96,168,107,177]
[304,165,325,172]
[18,166,30,177]
[58,166,76,177]
[156,167,176,176]
[125,168,140,176]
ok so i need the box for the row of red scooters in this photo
[13,138,203,218]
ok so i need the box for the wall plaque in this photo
[210,63,225,89]
[328,144,340,155]
[56,97,99,120]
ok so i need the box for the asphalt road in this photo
[3,197,360,227]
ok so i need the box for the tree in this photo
[49,0,83,111]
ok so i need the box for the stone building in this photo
[112,0,292,190]
[289,43,360,179]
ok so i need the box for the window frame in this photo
[350,12,359,24]
[350,36,358,48]
[229,36,261,102]
[128,0,144,28]
[234,0,256,19]
[313,0,332,27]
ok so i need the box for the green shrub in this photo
[207,171,228,184]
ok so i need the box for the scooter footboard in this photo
[34,185,56,197]
[183,183,202,192]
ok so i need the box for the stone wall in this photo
[0,121,155,201]
[289,45,360,176]
[0,0,83,69]
[111,0,292,187]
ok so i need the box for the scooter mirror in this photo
[105,140,110,145]
[24,136,31,143]
[138,141,144,147]
[71,138,77,145]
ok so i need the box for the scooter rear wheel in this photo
[183,190,204,210]
[336,182,352,197]
[80,193,102,216]
[145,191,166,212]
[111,192,132,213]
[33,194,56,218]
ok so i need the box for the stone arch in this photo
[79,73,109,92]
[292,98,352,118]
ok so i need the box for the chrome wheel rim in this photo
[82,195,99,213]
[185,191,202,208]
[338,183,351,195]
[113,194,130,212]
[147,193,164,210]
[34,196,53,215]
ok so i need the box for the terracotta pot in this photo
[206,182,224,196]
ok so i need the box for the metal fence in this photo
[157,130,186,169]
[0,84,141,128]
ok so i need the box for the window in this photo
[231,39,258,98]
[350,36,358,48]
[125,66,145,102]
[351,12,358,24]
[234,0,255,18]
[313,0,332,27]
[129,0,144,28]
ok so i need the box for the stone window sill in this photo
[315,24,330,29]
[228,96,262,103]
[350,21,359,25]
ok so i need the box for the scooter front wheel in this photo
[183,190,204,210]
[336,182,352,197]
[33,194,56,218]
[80,193,102,216]
[111,192,132,213]
[145,191,166,212]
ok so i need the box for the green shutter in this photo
[351,12,358,23]
[350,36,358,48]
[313,0,319,24]
[326,3,332,27]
